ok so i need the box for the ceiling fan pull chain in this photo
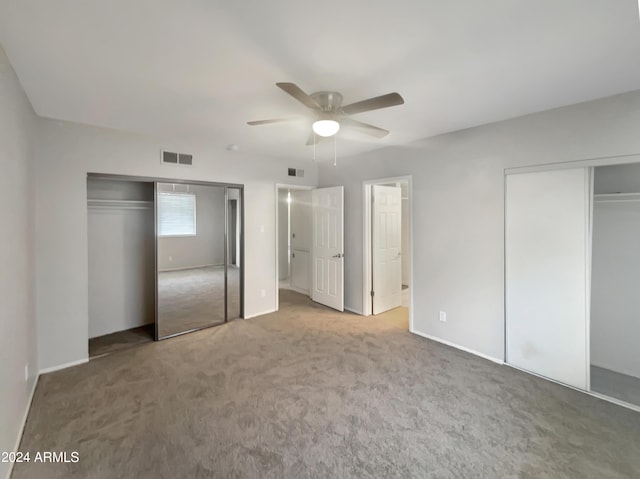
[313,133,316,162]
[334,134,337,167]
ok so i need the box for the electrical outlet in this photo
[24,365,29,381]
[439,311,447,322]
[169,256,173,262]
[261,289,266,298]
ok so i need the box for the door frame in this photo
[362,176,414,330]
[274,183,314,312]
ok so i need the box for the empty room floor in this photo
[13,290,640,478]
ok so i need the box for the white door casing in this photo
[372,185,402,314]
[505,168,590,390]
[311,186,344,311]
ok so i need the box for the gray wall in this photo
[319,89,640,361]
[34,118,317,371]
[0,45,38,479]
[158,184,226,271]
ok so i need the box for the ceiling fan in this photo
[247,83,404,145]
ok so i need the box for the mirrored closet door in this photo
[156,181,243,339]
[226,187,243,320]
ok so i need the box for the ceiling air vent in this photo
[161,150,193,166]
[287,168,304,177]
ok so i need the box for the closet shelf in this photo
[594,193,640,203]
[87,199,153,210]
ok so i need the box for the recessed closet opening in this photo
[87,178,156,358]
[87,174,244,358]
[590,164,640,407]
[504,157,640,413]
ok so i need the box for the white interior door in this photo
[372,185,402,314]
[290,190,311,294]
[311,186,344,311]
[505,168,590,390]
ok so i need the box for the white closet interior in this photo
[590,164,640,406]
[87,178,155,338]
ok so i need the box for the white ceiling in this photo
[1,0,640,160]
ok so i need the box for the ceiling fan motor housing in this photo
[247,83,402,143]
[311,91,343,113]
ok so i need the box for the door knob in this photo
[332,253,344,258]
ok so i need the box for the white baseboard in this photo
[5,375,38,479]
[344,306,363,315]
[39,358,88,375]
[410,328,504,365]
[244,309,277,319]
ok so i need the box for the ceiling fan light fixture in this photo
[312,119,340,137]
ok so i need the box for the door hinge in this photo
[371,291,375,297]
[292,252,295,258]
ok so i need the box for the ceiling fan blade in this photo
[247,118,293,126]
[305,132,316,146]
[341,92,404,115]
[276,82,321,110]
[305,132,331,146]
[340,118,389,138]
[305,132,325,146]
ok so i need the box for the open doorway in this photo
[363,176,413,329]
[276,185,313,310]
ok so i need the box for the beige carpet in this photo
[13,290,640,478]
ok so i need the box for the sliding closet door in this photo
[156,183,227,338]
[505,168,591,389]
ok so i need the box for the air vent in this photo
[161,150,193,166]
[287,168,304,177]
[162,151,178,164]
[178,154,192,165]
